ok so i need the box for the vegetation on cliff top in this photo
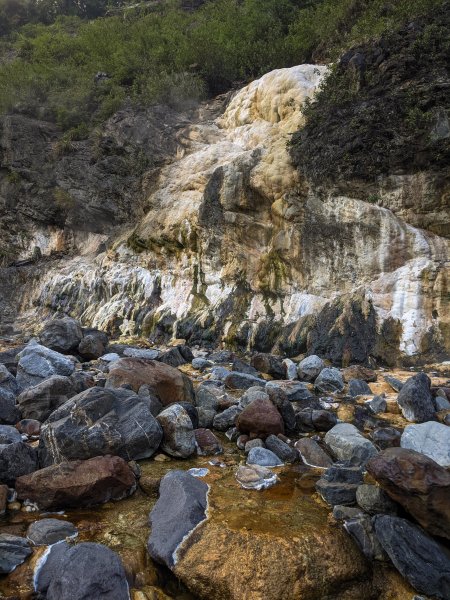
[0,0,445,132]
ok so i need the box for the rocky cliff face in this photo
[0,58,448,365]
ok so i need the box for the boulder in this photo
[236,398,284,439]
[367,447,450,540]
[0,441,38,485]
[16,343,76,389]
[0,534,31,575]
[344,516,386,561]
[244,438,264,453]
[212,405,242,431]
[39,317,83,353]
[224,372,267,390]
[266,380,314,403]
[78,334,106,360]
[35,541,129,600]
[0,387,21,425]
[157,404,196,458]
[373,515,450,599]
[39,387,163,464]
[396,372,435,422]
[342,365,377,383]
[324,423,377,466]
[197,408,216,428]
[400,421,450,467]
[27,518,78,545]
[311,409,337,431]
[265,435,298,463]
[158,347,189,367]
[238,386,269,409]
[195,429,223,456]
[314,368,344,394]
[283,358,298,380]
[17,375,76,422]
[235,464,278,490]
[316,464,364,506]
[297,355,324,381]
[266,387,296,431]
[0,363,19,394]
[371,426,401,449]
[177,401,199,429]
[247,447,283,467]
[16,455,136,510]
[355,484,397,515]
[148,470,208,568]
[251,353,286,379]
[232,358,259,376]
[365,394,386,414]
[0,424,21,444]
[70,370,96,394]
[192,357,212,371]
[348,379,372,397]
[106,357,194,405]
[295,438,333,469]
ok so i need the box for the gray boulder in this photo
[246,447,283,467]
[0,363,19,394]
[316,464,364,506]
[157,404,196,458]
[239,386,269,409]
[224,372,267,390]
[295,438,333,469]
[265,380,314,403]
[0,387,21,425]
[365,394,387,414]
[35,541,129,600]
[325,423,378,466]
[16,343,76,389]
[27,518,78,545]
[314,368,344,393]
[397,372,435,423]
[0,424,21,444]
[39,387,162,465]
[348,379,372,397]
[283,358,298,380]
[265,434,298,463]
[148,470,208,568]
[17,375,76,422]
[401,422,450,467]
[0,441,38,485]
[0,534,31,574]
[192,357,212,371]
[78,335,106,360]
[297,355,324,381]
[356,483,397,515]
[373,515,450,599]
[213,405,242,431]
[39,317,83,353]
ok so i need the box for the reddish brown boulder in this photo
[16,419,41,437]
[15,455,136,510]
[367,447,450,540]
[195,429,223,456]
[106,358,194,406]
[236,399,284,439]
[342,365,377,383]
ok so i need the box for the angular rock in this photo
[40,387,162,464]
[27,518,78,545]
[314,368,344,394]
[194,428,223,456]
[316,464,364,506]
[236,398,284,439]
[325,423,377,466]
[367,447,450,540]
[348,379,372,397]
[70,370,96,394]
[224,371,267,390]
[158,347,188,367]
[283,358,298,380]
[78,334,106,360]
[401,421,450,467]
[106,357,194,405]
[16,343,76,389]
[17,375,76,422]
[365,394,387,414]
[266,387,296,431]
[157,404,196,458]
[344,516,386,561]
[35,541,129,600]
[0,363,19,394]
[244,438,264,453]
[295,438,333,469]
[384,375,403,392]
[0,387,21,425]
[266,380,314,403]
[0,441,38,485]
[356,484,397,515]
[342,365,377,383]
[232,358,259,376]
[39,317,83,353]
[311,409,337,431]
[397,372,435,423]
[213,405,242,431]
[297,355,324,381]
[373,515,450,599]
[251,353,286,379]
[332,505,364,521]
[265,435,297,463]
[0,534,31,575]
[16,455,136,510]
[197,407,216,428]
[371,426,401,449]
[247,447,283,467]
[0,424,22,444]
[148,470,208,568]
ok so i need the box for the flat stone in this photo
[295,438,333,469]
[27,518,78,545]
[324,423,377,466]
[246,447,283,467]
[401,421,450,467]
[0,533,31,575]
[224,372,267,390]
[235,465,278,491]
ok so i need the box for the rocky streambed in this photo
[0,317,450,600]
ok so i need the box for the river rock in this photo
[297,355,324,381]
[235,465,278,490]
[373,515,450,599]
[316,464,364,506]
[0,441,38,485]
[356,483,397,515]
[16,343,76,389]
[224,371,267,390]
[148,470,208,568]
[314,368,344,393]
[106,357,194,405]
[157,404,196,458]
[342,365,377,383]
[0,534,31,575]
[213,405,242,431]
[40,386,163,464]
[324,423,377,466]
[400,421,450,467]
[35,541,129,600]
[251,353,285,378]
[27,518,78,545]
[367,447,450,540]
[247,447,283,467]
[236,398,284,438]
[17,375,76,422]
[396,372,435,422]
[265,434,298,463]
[348,379,372,397]
[295,438,333,469]
[0,387,21,425]
[16,455,136,510]
[0,424,21,444]
[195,428,223,456]
[39,317,83,354]
[266,380,314,403]
[0,363,19,394]
[238,386,269,409]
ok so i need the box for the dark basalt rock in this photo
[17,375,76,422]
[39,317,83,353]
[27,518,78,545]
[0,534,32,575]
[396,372,436,422]
[0,441,38,486]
